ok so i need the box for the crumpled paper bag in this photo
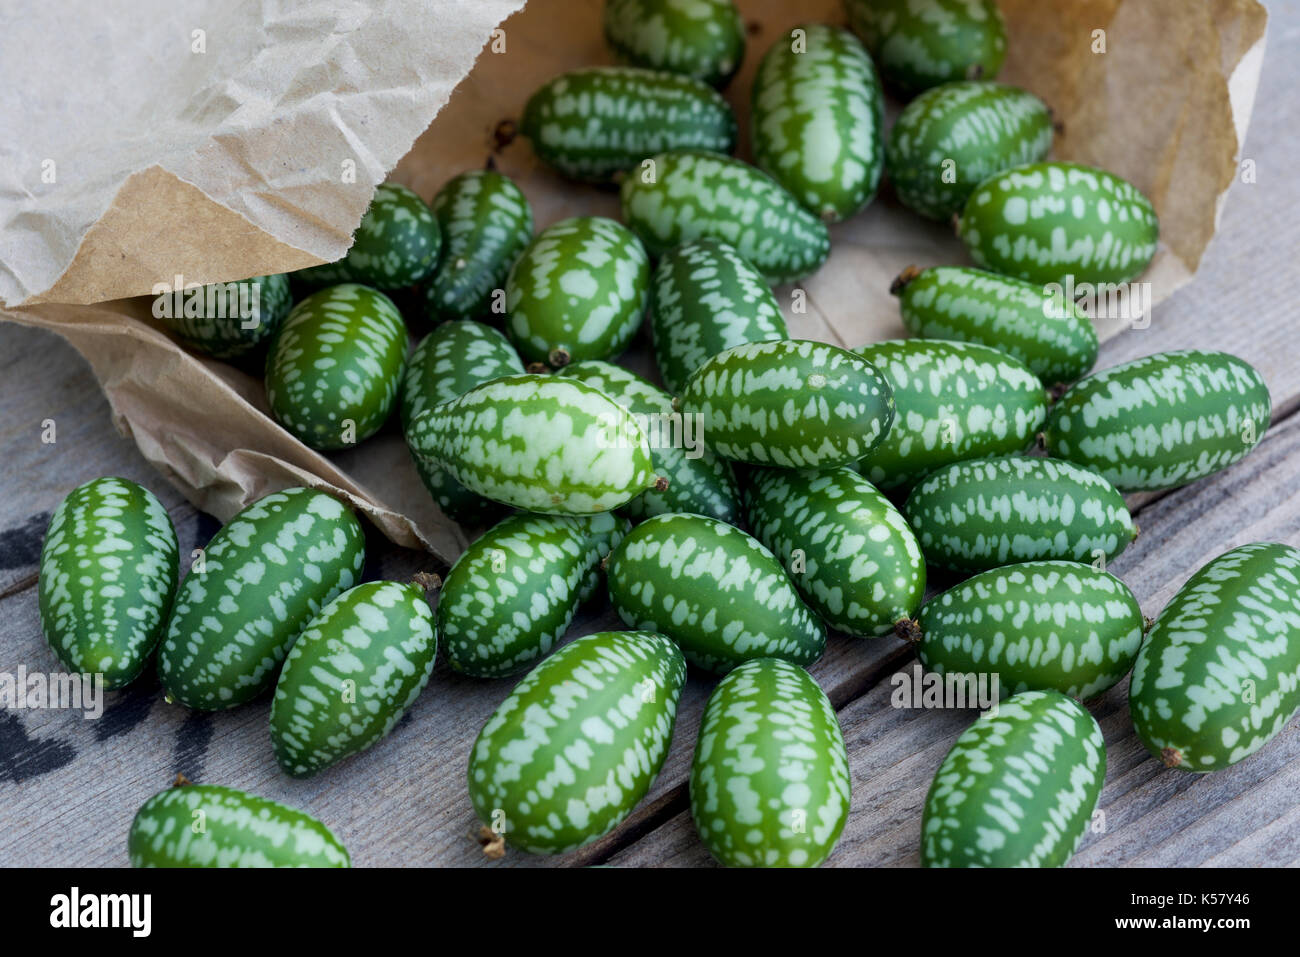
[0,0,1269,564]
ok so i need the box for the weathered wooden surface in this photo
[2,3,1298,869]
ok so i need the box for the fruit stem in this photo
[173,773,193,789]
[1161,747,1182,769]
[474,825,506,860]
[412,571,443,604]
[893,618,923,644]
[652,476,670,492]
[548,348,572,369]
[889,265,923,297]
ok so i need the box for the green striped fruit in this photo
[294,182,442,290]
[903,455,1137,573]
[746,467,925,638]
[603,0,745,87]
[505,216,650,367]
[620,150,831,284]
[678,339,895,469]
[957,161,1160,287]
[751,24,884,223]
[521,67,737,184]
[912,561,1144,699]
[561,360,741,523]
[265,284,408,451]
[893,265,1099,385]
[129,784,349,867]
[854,339,1048,491]
[1043,350,1271,493]
[845,0,1007,97]
[468,630,687,855]
[1130,542,1300,773]
[270,581,436,777]
[648,239,788,395]
[157,273,293,360]
[38,477,179,690]
[921,689,1105,867]
[437,512,630,678]
[886,81,1053,222]
[423,169,534,323]
[407,374,662,514]
[400,320,524,523]
[157,488,365,710]
[691,658,850,867]
[606,512,826,674]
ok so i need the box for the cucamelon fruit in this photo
[845,0,1007,97]
[157,488,365,710]
[265,283,408,451]
[606,512,826,674]
[423,169,534,323]
[294,182,442,290]
[903,455,1137,573]
[886,81,1053,222]
[407,374,663,514]
[691,658,850,867]
[38,477,179,690]
[467,630,686,855]
[648,239,788,395]
[1043,350,1271,492]
[957,161,1160,287]
[560,359,741,524]
[921,689,1105,867]
[751,23,884,223]
[620,150,831,284]
[1130,542,1300,772]
[505,216,650,367]
[603,0,745,87]
[157,273,292,360]
[678,339,895,469]
[400,320,524,523]
[521,67,737,184]
[854,338,1048,491]
[270,580,437,777]
[746,466,925,638]
[129,783,349,867]
[909,561,1144,700]
[892,264,1099,386]
[437,512,629,678]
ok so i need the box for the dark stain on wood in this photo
[172,711,214,781]
[0,512,49,570]
[0,712,77,783]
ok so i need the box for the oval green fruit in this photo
[400,320,524,523]
[751,23,884,223]
[129,783,349,867]
[157,273,292,360]
[266,283,408,451]
[505,216,650,367]
[648,239,788,395]
[620,150,831,284]
[893,265,1099,385]
[157,488,366,710]
[679,338,895,469]
[270,580,437,777]
[38,477,178,689]
[903,454,1137,573]
[913,561,1144,699]
[1043,350,1271,492]
[603,0,745,87]
[467,630,687,855]
[1130,542,1300,773]
[845,0,1007,97]
[886,81,1053,222]
[561,359,741,524]
[854,338,1048,491]
[606,512,826,674]
[691,658,850,867]
[957,161,1160,287]
[746,466,925,638]
[407,374,662,514]
[922,689,1105,867]
[521,66,737,183]
[423,169,534,323]
[437,512,629,678]
[294,182,442,290]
